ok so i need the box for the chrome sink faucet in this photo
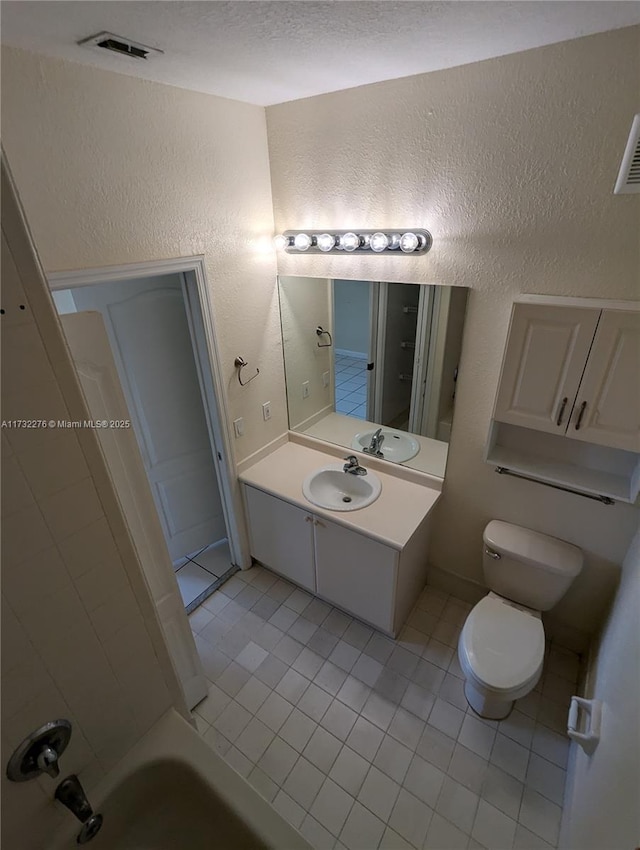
[343,455,367,475]
[364,427,385,458]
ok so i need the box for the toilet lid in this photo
[461,596,545,691]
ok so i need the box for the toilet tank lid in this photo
[484,521,583,577]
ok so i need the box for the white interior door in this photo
[61,310,208,709]
[71,276,226,561]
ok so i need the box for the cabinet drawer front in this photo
[245,486,316,592]
[571,309,640,452]
[494,304,600,434]
[315,520,397,633]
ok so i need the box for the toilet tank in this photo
[483,521,583,611]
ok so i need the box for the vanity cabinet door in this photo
[494,304,600,435]
[570,310,640,452]
[244,486,316,592]
[314,519,397,633]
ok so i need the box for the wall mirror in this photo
[278,276,469,476]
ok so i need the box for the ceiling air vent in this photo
[614,114,640,194]
[78,32,163,61]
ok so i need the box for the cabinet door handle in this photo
[575,400,587,431]
[313,519,325,528]
[556,397,568,427]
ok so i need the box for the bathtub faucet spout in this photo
[55,775,103,844]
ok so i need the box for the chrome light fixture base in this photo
[275,229,432,255]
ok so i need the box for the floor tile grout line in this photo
[192,564,572,848]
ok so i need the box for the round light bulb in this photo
[273,234,288,251]
[370,232,389,253]
[388,234,401,250]
[340,232,360,252]
[293,233,312,251]
[399,232,420,253]
[316,233,336,252]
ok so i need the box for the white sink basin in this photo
[351,428,420,463]
[302,464,382,512]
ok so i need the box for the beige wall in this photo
[1,162,180,850]
[0,47,286,466]
[279,275,332,429]
[561,529,640,848]
[267,27,640,646]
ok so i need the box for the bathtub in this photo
[51,710,311,850]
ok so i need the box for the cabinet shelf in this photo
[487,443,636,503]
[487,298,639,505]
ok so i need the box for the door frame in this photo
[409,285,436,434]
[48,256,248,569]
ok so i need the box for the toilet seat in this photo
[459,594,545,693]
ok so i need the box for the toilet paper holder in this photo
[567,696,601,755]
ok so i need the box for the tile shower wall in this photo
[1,172,176,849]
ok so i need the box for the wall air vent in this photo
[614,114,640,194]
[78,32,164,61]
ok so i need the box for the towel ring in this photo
[316,326,333,348]
[234,356,259,386]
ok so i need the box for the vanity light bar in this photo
[274,229,432,255]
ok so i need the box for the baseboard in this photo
[427,564,591,654]
[425,565,487,606]
[335,348,368,360]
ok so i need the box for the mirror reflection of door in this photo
[278,275,469,478]
[333,280,427,430]
[332,280,370,420]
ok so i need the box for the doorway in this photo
[52,270,235,613]
[332,279,431,429]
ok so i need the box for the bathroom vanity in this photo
[239,439,441,636]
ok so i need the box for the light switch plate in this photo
[323,371,330,388]
[262,401,271,421]
[302,381,310,399]
[233,417,244,437]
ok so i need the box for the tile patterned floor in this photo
[335,354,368,420]
[175,539,235,612]
[189,566,578,850]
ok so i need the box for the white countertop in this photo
[239,441,441,550]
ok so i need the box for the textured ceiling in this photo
[2,1,640,106]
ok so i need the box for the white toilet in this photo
[458,520,583,720]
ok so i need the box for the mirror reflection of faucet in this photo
[364,427,385,457]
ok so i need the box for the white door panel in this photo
[244,486,316,592]
[71,276,225,560]
[61,310,207,709]
[314,519,396,633]
[572,310,640,452]
[494,304,600,434]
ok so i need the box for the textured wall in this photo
[1,164,179,850]
[267,27,640,643]
[0,47,287,465]
[562,530,640,848]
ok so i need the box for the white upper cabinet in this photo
[570,310,640,453]
[494,304,600,435]
[494,302,639,452]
